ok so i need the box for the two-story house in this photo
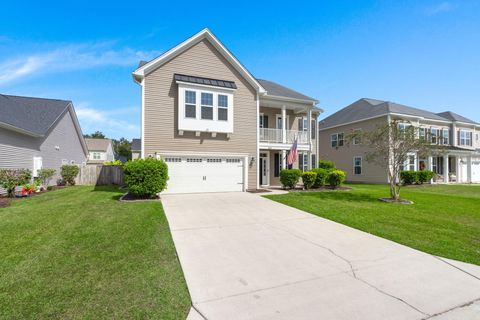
[318,98,480,184]
[85,138,115,164]
[132,29,321,194]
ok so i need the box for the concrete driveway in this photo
[162,192,480,320]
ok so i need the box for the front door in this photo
[259,152,269,186]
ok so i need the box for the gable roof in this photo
[436,111,479,124]
[131,138,141,151]
[0,94,72,136]
[257,79,317,103]
[85,138,112,152]
[319,98,477,130]
[133,28,266,94]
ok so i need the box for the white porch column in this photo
[281,105,287,143]
[467,156,472,183]
[443,154,449,183]
[282,149,287,171]
[452,123,457,146]
[428,156,434,183]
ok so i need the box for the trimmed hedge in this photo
[123,158,168,197]
[318,159,335,170]
[401,170,434,185]
[418,170,434,184]
[302,171,317,189]
[311,168,331,188]
[60,165,79,186]
[280,169,302,189]
[327,170,346,188]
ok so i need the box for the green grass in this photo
[0,186,190,319]
[266,184,480,265]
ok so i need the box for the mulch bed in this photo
[378,198,414,205]
[0,197,10,208]
[119,193,160,202]
[247,189,272,193]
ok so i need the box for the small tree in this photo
[0,169,32,197]
[349,120,429,200]
[37,168,56,186]
[60,165,80,186]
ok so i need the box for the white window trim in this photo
[430,127,439,144]
[259,113,265,128]
[275,114,290,130]
[353,156,362,175]
[200,92,214,120]
[331,133,338,148]
[217,94,229,121]
[442,128,449,145]
[459,130,472,146]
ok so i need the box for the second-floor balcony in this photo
[259,128,309,144]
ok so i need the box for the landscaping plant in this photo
[327,170,346,188]
[37,168,56,186]
[279,169,302,189]
[418,170,434,184]
[302,171,317,189]
[312,168,331,188]
[103,160,123,166]
[0,169,32,198]
[400,171,419,185]
[318,159,335,170]
[60,165,80,186]
[123,158,168,197]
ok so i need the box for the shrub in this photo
[302,171,317,189]
[123,158,168,197]
[37,168,56,186]
[60,165,80,186]
[327,170,346,188]
[418,170,434,184]
[318,159,335,170]
[312,168,331,188]
[0,169,32,197]
[400,171,419,185]
[47,185,54,191]
[103,160,123,166]
[280,169,302,189]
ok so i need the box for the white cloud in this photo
[425,2,454,16]
[75,103,140,139]
[0,42,157,85]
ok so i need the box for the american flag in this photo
[287,137,298,166]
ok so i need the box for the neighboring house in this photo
[85,138,115,164]
[132,28,321,194]
[318,98,480,184]
[131,138,141,160]
[0,94,88,189]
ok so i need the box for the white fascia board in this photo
[132,28,266,94]
[0,121,42,137]
[262,94,318,105]
[259,142,311,151]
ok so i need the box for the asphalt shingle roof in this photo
[0,94,71,136]
[257,79,317,102]
[174,74,237,89]
[131,138,141,151]
[320,98,478,129]
[85,138,111,152]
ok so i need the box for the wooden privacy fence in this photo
[77,165,124,186]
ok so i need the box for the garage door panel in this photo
[163,156,244,194]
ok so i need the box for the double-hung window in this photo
[311,120,316,139]
[331,134,338,147]
[201,92,213,120]
[185,90,196,118]
[430,128,438,144]
[217,94,228,121]
[338,133,344,146]
[298,153,308,171]
[459,130,472,146]
[419,127,426,141]
[353,156,362,175]
[93,152,101,160]
[442,128,449,145]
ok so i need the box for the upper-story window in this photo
[430,128,438,144]
[298,117,308,132]
[331,133,344,148]
[185,90,196,118]
[201,92,213,120]
[353,156,362,175]
[311,120,316,139]
[441,128,449,145]
[419,127,426,141]
[218,94,228,121]
[459,130,472,146]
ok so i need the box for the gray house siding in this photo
[0,127,38,169]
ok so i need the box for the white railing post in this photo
[282,105,287,143]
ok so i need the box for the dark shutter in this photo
[311,120,316,139]
[264,115,268,129]
[298,118,303,131]
[299,153,304,171]
[274,153,280,177]
[311,154,316,169]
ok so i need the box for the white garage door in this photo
[472,160,480,183]
[162,156,245,194]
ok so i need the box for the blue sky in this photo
[1,1,479,139]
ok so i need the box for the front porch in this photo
[418,153,479,184]
[259,149,314,187]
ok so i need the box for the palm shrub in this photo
[280,169,302,189]
[123,158,168,198]
[327,170,346,188]
[37,168,56,186]
[302,171,317,189]
[418,170,434,184]
[60,165,80,186]
[0,169,32,197]
[318,159,335,170]
[312,168,330,188]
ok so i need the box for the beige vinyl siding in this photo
[143,39,258,189]
[319,116,388,183]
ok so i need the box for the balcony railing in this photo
[259,128,309,144]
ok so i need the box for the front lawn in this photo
[0,186,190,319]
[266,184,480,265]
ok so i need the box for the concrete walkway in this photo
[162,192,480,320]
